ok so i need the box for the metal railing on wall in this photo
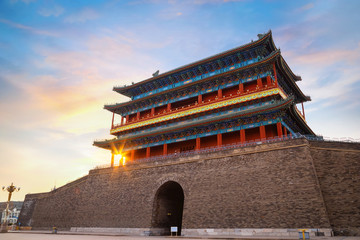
[93,133,360,170]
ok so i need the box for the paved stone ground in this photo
[1,232,360,240]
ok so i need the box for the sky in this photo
[0,0,359,201]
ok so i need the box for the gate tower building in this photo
[94,31,313,164]
[18,31,360,237]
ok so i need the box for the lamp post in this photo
[1,183,20,233]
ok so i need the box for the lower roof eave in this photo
[95,97,295,150]
[290,105,315,135]
[93,141,113,150]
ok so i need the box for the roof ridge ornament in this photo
[257,33,265,39]
[152,70,160,77]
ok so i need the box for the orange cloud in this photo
[287,48,360,67]
[1,33,168,136]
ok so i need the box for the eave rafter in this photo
[275,56,311,103]
[113,30,276,97]
[117,96,286,141]
[110,86,285,134]
[94,96,293,150]
[105,49,281,114]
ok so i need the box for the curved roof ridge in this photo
[276,55,311,102]
[105,49,281,112]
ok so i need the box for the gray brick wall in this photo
[309,141,360,236]
[18,138,360,235]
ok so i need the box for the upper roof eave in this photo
[105,49,281,113]
[275,55,311,103]
[114,30,276,97]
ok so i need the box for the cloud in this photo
[287,48,359,67]
[134,0,245,5]
[10,0,36,4]
[272,1,360,114]
[0,18,57,36]
[288,46,360,110]
[64,8,99,23]
[158,9,184,19]
[0,72,110,138]
[194,0,245,3]
[0,30,167,136]
[297,3,314,12]
[38,5,64,17]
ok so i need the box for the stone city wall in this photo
[309,141,360,236]
[18,138,360,236]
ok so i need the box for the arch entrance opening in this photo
[151,181,184,236]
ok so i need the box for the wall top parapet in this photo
[91,136,310,174]
[92,134,360,173]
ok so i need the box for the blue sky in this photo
[1,0,359,200]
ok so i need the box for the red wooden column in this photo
[136,112,140,120]
[239,83,244,94]
[240,129,246,144]
[146,147,150,158]
[266,75,272,86]
[218,89,223,98]
[277,122,283,138]
[163,144,168,155]
[283,126,288,137]
[111,112,115,129]
[130,150,135,161]
[273,63,278,87]
[151,107,155,116]
[217,133,222,147]
[257,78,263,89]
[111,153,114,167]
[121,116,124,126]
[198,94,202,104]
[301,102,306,120]
[167,103,171,112]
[260,125,266,140]
[196,137,201,150]
[125,115,129,124]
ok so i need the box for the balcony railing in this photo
[110,100,277,141]
[112,83,280,130]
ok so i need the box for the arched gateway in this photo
[151,181,184,235]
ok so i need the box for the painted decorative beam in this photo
[106,70,273,116]
[110,87,287,134]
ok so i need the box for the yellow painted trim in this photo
[111,88,286,134]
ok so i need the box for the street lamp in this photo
[0,183,20,233]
